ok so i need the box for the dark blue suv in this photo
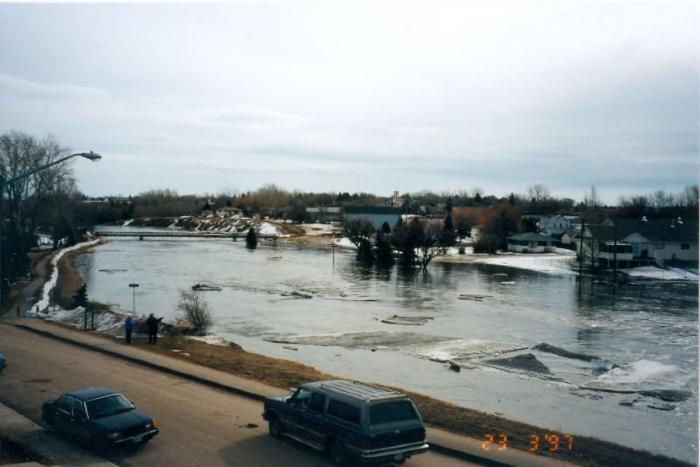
[263,380,429,465]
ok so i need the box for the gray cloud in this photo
[0,3,697,202]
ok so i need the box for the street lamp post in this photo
[129,283,139,315]
[0,151,102,307]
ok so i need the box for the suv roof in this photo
[303,380,405,403]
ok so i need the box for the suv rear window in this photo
[370,400,417,425]
[327,399,360,425]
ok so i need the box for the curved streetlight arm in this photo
[5,151,101,185]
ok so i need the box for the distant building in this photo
[216,207,243,218]
[507,232,554,253]
[344,206,402,230]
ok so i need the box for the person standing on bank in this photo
[146,313,162,344]
[124,314,134,344]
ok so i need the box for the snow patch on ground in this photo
[624,266,698,281]
[187,334,229,346]
[122,219,134,226]
[473,254,576,275]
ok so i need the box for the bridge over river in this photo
[94,230,280,241]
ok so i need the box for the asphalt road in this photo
[0,323,477,467]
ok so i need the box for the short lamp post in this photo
[0,151,102,307]
[129,283,139,315]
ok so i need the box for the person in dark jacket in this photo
[124,314,134,344]
[146,313,162,344]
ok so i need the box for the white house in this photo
[538,215,572,237]
[507,232,554,253]
[576,218,698,267]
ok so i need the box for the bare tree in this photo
[416,220,444,270]
[651,189,674,208]
[527,184,550,203]
[177,289,213,335]
[584,185,600,209]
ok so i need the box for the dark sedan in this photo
[42,386,159,448]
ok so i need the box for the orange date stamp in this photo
[481,432,574,452]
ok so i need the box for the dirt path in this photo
[1,250,54,317]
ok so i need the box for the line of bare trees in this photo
[0,131,83,299]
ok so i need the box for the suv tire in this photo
[268,417,282,438]
[329,439,345,466]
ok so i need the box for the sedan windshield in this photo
[85,394,133,419]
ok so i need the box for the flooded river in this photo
[78,229,698,463]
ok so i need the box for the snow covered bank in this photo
[473,253,576,275]
[624,266,698,281]
[34,239,101,312]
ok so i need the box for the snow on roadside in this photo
[624,266,698,281]
[34,239,101,312]
[473,254,576,275]
[122,219,134,226]
[333,237,357,249]
[300,223,339,236]
[259,222,279,236]
[187,334,229,346]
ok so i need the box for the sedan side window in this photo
[57,396,73,415]
[73,400,86,420]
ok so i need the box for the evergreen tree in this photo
[73,284,88,308]
[375,222,394,266]
[245,227,258,249]
[440,213,456,247]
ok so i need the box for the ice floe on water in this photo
[580,359,690,393]
[410,339,528,362]
[264,331,449,348]
[381,315,434,325]
[624,266,698,281]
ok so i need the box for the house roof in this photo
[580,218,698,243]
[508,232,554,242]
[610,218,698,242]
[344,206,402,215]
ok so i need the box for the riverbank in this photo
[28,240,694,467]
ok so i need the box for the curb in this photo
[13,322,514,467]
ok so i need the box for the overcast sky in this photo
[0,2,697,203]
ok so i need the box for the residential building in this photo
[538,215,572,237]
[507,232,555,253]
[575,218,698,267]
[216,207,243,218]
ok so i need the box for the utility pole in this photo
[612,220,618,283]
[579,218,585,276]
